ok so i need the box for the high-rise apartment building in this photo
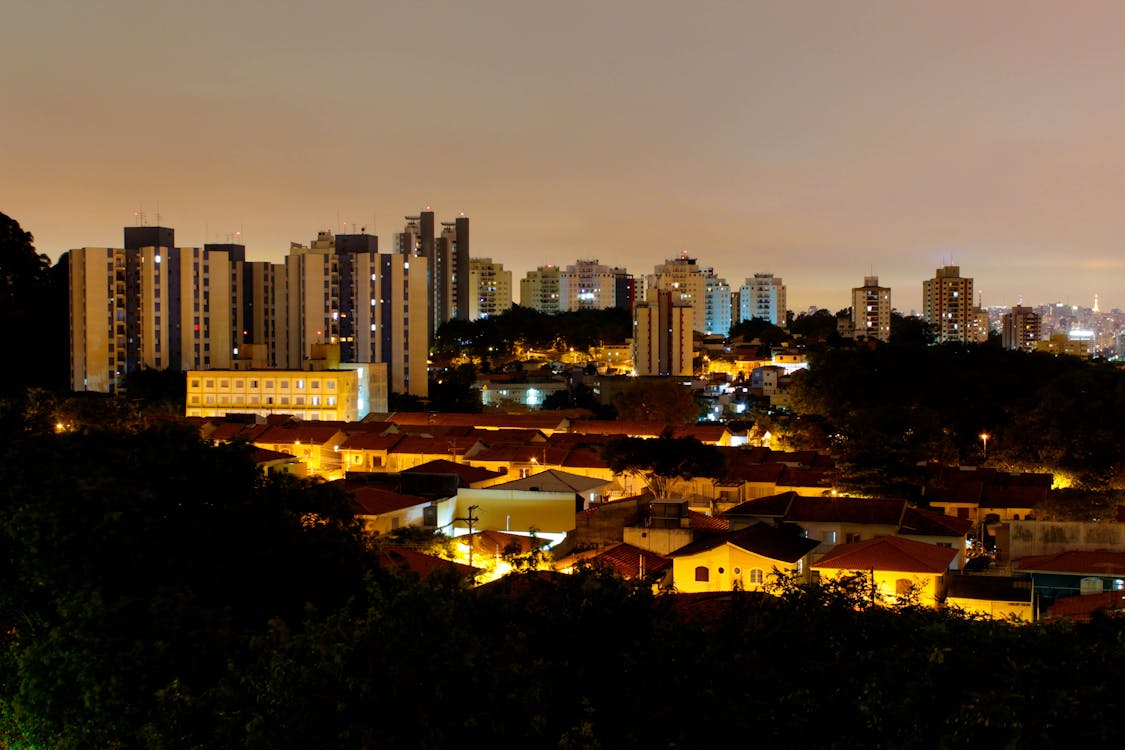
[68,227,245,392]
[738,273,787,327]
[519,265,563,314]
[436,216,471,322]
[922,265,980,343]
[467,257,512,319]
[851,275,891,341]
[559,259,631,312]
[703,275,732,336]
[646,253,710,334]
[1001,305,1041,352]
[633,289,694,377]
[68,225,429,399]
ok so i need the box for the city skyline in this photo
[6,1,1125,312]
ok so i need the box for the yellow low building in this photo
[669,522,821,593]
[186,364,386,421]
[812,535,957,607]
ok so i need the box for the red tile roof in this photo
[375,546,479,580]
[1045,590,1125,621]
[1016,550,1125,577]
[590,543,672,578]
[401,459,506,486]
[348,486,429,515]
[900,507,974,538]
[387,435,482,457]
[338,433,403,451]
[813,536,957,574]
[255,424,346,446]
[385,412,569,431]
[786,497,905,525]
[670,522,820,563]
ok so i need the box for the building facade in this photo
[519,265,563,314]
[922,265,983,343]
[738,273,787,327]
[468,257,513,319]
[633,289,694,376]
[851,275,891,341]
[1001,305,1042,352]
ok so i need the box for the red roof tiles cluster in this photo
[813,536,957,574]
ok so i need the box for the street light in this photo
[979,432,990,460]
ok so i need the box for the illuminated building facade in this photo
[738,273,787,327]
[633,289,694,376]
[519,265,563,314]
[851,275,891,341]
[468,257,513,319]
[1001,305,1041,352]
[923,265,984,343]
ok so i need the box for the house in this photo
[722,493,972,569]
[812,536,958,607]
[250,423,350,478]
[1016,550,1125,613]
[669,522,821,594]
[586,542,673,585]
[374,546,479,581]
[250,447,306,477]
[345,484,436,535]
[924,467,1052,523]
[487,469,618,509]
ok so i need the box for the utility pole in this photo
[454,504,480,578]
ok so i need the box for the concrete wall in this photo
[996,521,1125,562]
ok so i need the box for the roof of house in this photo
[387,435,482,457]
[401,459,506,486]
[488,468,611,494]
[786,497,905,526]
[900,507,974,538]
[812,535,957,574]
[924,467,1052,509]
[374,546,479,580]
[338,433,404,451]
[384,412,570,431]
[723,491,799,518]
[590,543,672,578]
[254,423,346,446]
[1045,590,1125,621]
[459,529,548,557]
[347,486,429,515]
[466,444,569,465]
[251,447,300,465]
[669,522,820,563]
[1016,550,1125,577]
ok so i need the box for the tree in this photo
[0,424,369,747]
[612,379,701,424]
[0,212,56,395]
[603,433,726,498]
[729,317,788,345]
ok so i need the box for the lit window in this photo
[750,569,764,584]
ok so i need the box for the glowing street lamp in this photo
[979,432,990,459]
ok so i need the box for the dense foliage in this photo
[783,342,1125,492]
[2,425,1125,747]
[432,305,631,364]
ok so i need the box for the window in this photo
[326,380,336,389]
[895,578,914,597]
[295,379,305,389]
[824,530,837,544]
[846,532,861,544]
[694,566,709,582]
[749,569,764,584]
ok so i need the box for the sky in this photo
[4,0,1125,313]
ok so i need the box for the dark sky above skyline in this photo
[5,1,1125,312]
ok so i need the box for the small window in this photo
[190,379,200,388]
[326,380,336,389]
[694,566,709,582]
[749,569,764,584]
[896,578,914,597]
[264,380,274,389]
